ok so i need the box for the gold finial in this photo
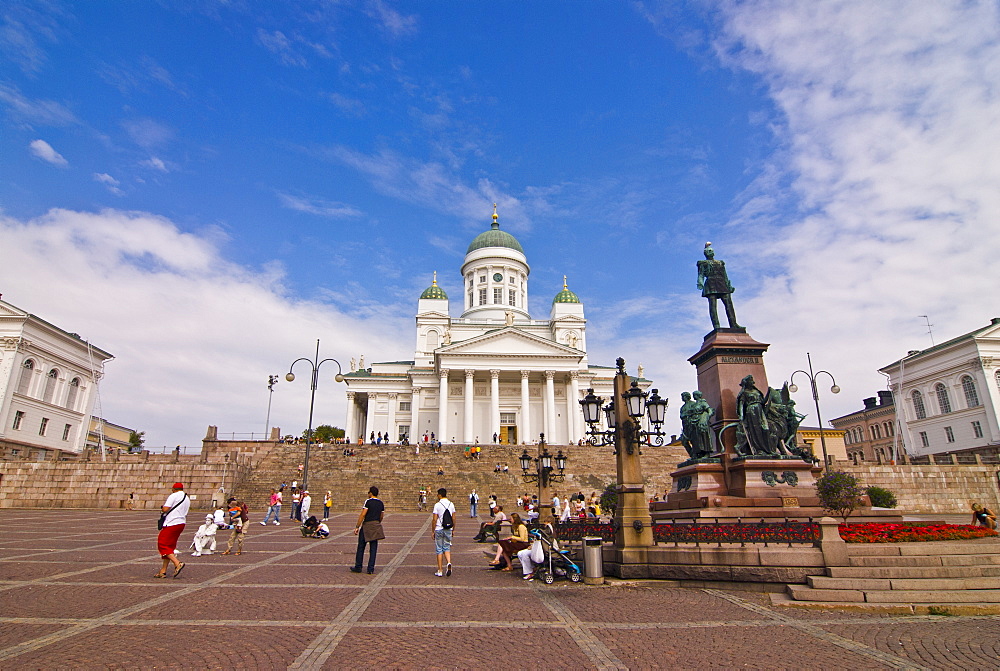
[432,271,438,287]
[492,203,498,223]
[563,275,568,290]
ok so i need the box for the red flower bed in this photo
[839,523,998,543]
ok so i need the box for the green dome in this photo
[466,208,524,254]
[552,276,581,304]
[420,272,448,300]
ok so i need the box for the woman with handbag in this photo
[351,486,385,574]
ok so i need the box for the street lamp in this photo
[787,352,840,471]
[264,374,278,439]
[518,433,567,514]
[579,360,668,454]
[285,339,347,491]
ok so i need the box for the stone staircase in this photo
[772,537,1000,614]
[234,442,687,514]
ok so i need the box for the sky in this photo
[2,1,999,448]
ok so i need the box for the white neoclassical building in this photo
[880,317,1000,457]
[342,208,648,445]
[0,297,113,457]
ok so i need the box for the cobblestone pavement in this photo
[1,509,998,669]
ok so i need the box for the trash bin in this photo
[583,536,605,585]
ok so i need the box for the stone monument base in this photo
[655,456,903,522]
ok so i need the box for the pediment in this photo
[440,327,579,357]
[0,303,27,318]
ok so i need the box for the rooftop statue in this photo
[696,242,741,330]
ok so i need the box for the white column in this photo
[365,393,377,443]
[567,371,581,444]
[520,370,531,445]
[345,391,356,443]
[387,392,397,443]
[544,370,556,441]
[438,369,449,442]
[464,370,475,443]
[490,369,501,442]
[411,387,422,441]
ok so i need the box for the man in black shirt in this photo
[351,486,385,574]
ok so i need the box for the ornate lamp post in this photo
[518,433,567,515]
[264,374,278,439]
[285,339,346,491]
[788,352,840,471]
[579,358,664,554]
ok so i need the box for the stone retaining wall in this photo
[0,457,248,511]
[839,463,1000,514]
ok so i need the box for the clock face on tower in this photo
[493,273,503,282]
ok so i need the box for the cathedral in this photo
[342,207,647,445]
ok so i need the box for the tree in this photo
[304,425,345,443]
[815,471,865,523]
[599,483,618,518]
[127,430,146,452]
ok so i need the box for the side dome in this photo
[420,272,448,300]
[466,206,524,254]
[552,276,580,304]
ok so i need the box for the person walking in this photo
[351,486,385,574]
[300,491,312,521]
[260,488,282,526]
[221,497,247,556]
[432,487,456,577]
[469,489,479,518]
[154,482,190,578]
[323,491,332,521]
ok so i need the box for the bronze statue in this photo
[679,391,716,459]
[697,242,741,330]
[736,375,770,455]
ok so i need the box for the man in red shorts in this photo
[155,482,190,578]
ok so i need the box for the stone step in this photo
[809,575,1000,591]
[828,564,1000,579]
[865,589,1000,603]
[770,592,1000,615]
[787,584,865,602]
[848,555,943,567]
[942,554,1000,566]
[896,541,1000,556]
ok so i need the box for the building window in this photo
[870,424,881,440]
[500,412,516,424]
[493,287,502,304]
[468,277,473,288]
[66,377,81,411]
[996,370,1000,392]
[39,417,49,436]
[919,431,929,447]
[854,427,863,443]
[399,401,411,412]
[884,421,894,437]
[935,383,952,414]
[844,431,852,445]
[398,425,409,441]
[944,426,955,443]
[509,276,515,284]
[912,390,926,419]
[479,275,486,283]
[43,369,59,404]
[12,410,24,430]
[62,423,72,441]
[478,288,487,305]
[961,375,981,408]
[468,291,473,308]
[508,289,516,307]
[973,420,984,439]
[17,359,34,395]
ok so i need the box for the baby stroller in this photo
[528,527,583,585]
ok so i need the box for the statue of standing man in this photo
[697,242,741,330]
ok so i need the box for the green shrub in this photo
[815,471,865,522]
[865,485,898,508]
[599,483,618,518]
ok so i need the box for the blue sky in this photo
[3,1,999,447]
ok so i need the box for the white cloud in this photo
[0,83,78,127]
[366,0,418,38]
[0,208,411,447]
[92,172,123,195]
[277,192,363,218]
[121,118,173,149]
[28,139,67,166]
[140,156,169,172]
[694,0,1000,421]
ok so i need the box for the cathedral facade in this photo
[342,209,645,446]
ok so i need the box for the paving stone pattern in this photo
[1,509,998,669]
